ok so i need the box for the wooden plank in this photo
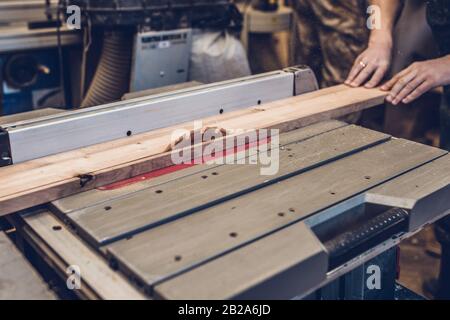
[52,121,347,215]
[0,232,55,300]
[106,139,445,290]
[63,125,390,247]
[0,107,284,216]
[0,85,387,216]
[20,211,146,300]
[155,222,327,300]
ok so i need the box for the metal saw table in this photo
[8,119,450,300]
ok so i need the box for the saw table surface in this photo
[57,122,392,247]
[47,121,450,299]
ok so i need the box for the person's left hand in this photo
[381,55,450,105]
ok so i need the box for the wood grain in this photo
[0,85,387,216]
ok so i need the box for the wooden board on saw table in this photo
[0,232,55,300]
[106,136,446,292]
[51,121,348,215]
[0,85,387,216]
[59,124,391,247]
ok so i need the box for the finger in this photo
[381,67,411,91]
[351,63,377,87]
[387,70,418,104]
[389,70,417,98]
[345,57,367,84]
[381,74,401,91]
[403,81,433,104]
[392,76,425,105]
[365,64,388,88]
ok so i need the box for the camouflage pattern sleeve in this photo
[289,0,370,123]
[291,0,370,87]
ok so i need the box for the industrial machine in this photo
[0,66,318,165]
[129,28,193,93]
[0,0,243,114]
[60,0,243,107]
[0,66,449,300]
[0,1,81,115]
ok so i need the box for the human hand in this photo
[381,55,450,105]
[345,38,393,89]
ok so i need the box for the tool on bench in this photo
[0,66,318,165]
[1,63,449,300]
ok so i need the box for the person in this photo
[346,0,450,299]
[290,0,370,123]
[382,1,440,140]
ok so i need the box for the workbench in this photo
[6,120,450,300]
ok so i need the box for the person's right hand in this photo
[345,39,393,89]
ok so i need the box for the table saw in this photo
[1,67,449,300]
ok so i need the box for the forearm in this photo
[368,0,402,47]
[345,0,402,87]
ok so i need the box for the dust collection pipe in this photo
[81,31,133,108]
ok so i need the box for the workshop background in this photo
[0,0,447,300]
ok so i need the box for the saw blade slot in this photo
[308,202,410,271]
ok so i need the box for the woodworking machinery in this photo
[0,66,318,166]
[1,1,245,114]
[10,121,450,300]
[0,66,449,300]
[60,0,244,107]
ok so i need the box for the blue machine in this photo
[0,25,81,116]
[1,49,64,115]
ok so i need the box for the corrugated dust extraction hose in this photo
[81,31,132,108]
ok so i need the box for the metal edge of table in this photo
[8,211,147,300]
